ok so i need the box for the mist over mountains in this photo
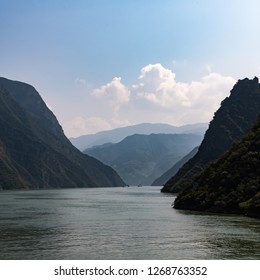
[70,123,208,151]
[152,146,199,186]
[84,133,203,186]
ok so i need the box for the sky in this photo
[1,0,260,137]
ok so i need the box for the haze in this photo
[1,0,260,137]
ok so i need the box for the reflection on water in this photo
[0,187,259,260]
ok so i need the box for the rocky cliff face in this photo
[174,117,260,218]
[162,77,260,193]
[0,78,67,143]
[0,77,125,189]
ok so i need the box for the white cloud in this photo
[90,77,131,132]
[133,63,190,108]
[75,63,236,136]
[92,77,130,105]
[131,64,235,124]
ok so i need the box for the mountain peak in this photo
[0,77,124,189]
[0,77,67,143]
[237,76,259,84]
[231,76,260,97]
[162,77,260,193]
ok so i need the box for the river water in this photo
[0,186,259,260]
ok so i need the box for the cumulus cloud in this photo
[83,63,236,135]
[133,63,190,108]
[132,64,235,110]
[88,77,131,133]
[92,77,130,105]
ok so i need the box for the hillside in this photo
[84,133,203,185]
[0,77,125,189]
[174,118,260,218]
[152,147,199,186]
[70,122,208,150]
[162,77,260,193]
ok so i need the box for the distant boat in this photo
[138,184,142,187]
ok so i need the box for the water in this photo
[0,186,259,260]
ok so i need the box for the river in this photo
[0,186,259,259]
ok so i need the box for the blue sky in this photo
[1,0,260,137]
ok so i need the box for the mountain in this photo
[70,122,208,151]
[162,77,260,193]
[174,117,260,218]
[152,146,199,186]
[0,77,125,190]
[84,133,203,185]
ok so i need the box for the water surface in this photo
[0,187,259,259]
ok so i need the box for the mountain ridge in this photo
[0,77,125,189]
[70,122,208,150]
[162,77,260,193]
[174,117,260,218]
[84,133,203,185]
[152,146,199,186]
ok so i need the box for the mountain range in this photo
[162,77,260,193]
[70,122,208,150]
[0,77,124,189]
[84,133,203,185]
[152,146,199,186]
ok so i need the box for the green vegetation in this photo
[162,77,260,193]
[174,118,260,218]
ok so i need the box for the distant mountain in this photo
[84,133,203,185]
[162,77,260,193]
[0,77,125,190]
[152,147,199,186]
[70,122,208,151]
[174,117,260,218]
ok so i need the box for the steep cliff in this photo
[162,77,260,193]
[174,118,260,218]
[0,77,125,189]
